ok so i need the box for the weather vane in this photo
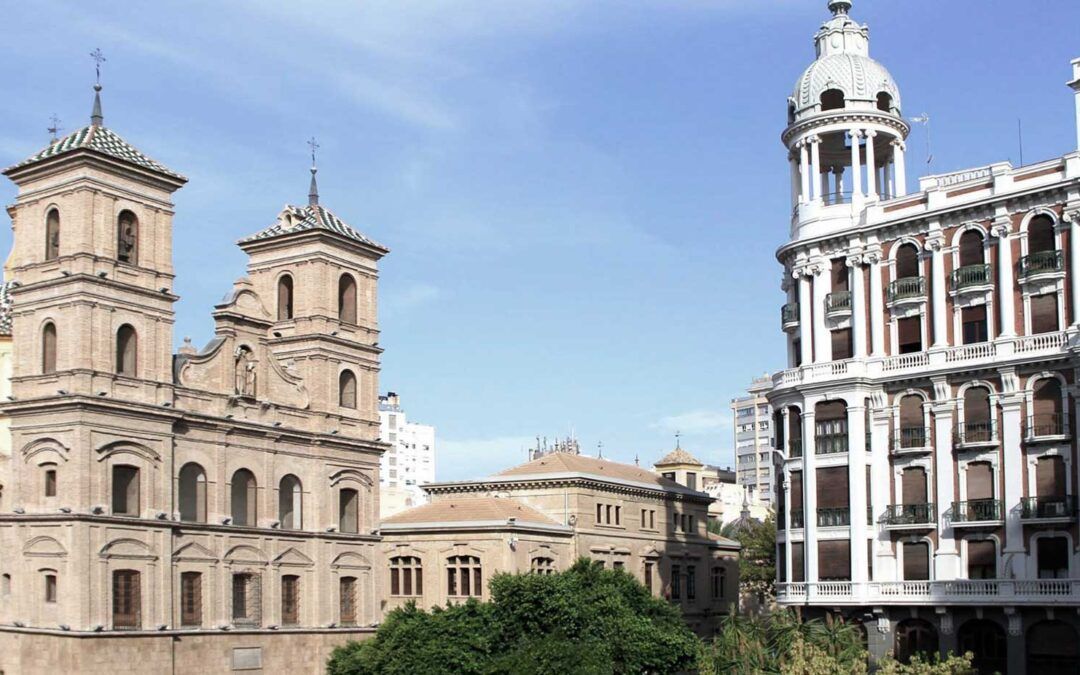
[90,48,106,85]
[675,430,682,447]
[47,114,62,141]
[307,136,320,168]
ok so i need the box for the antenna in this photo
[1017,118,1025,167]
[909,113,932,173]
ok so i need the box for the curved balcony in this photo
[781,303,800,332]
[824,291,852,319]
[951,499,1003,526]
[1019,250,1064,279]
[950,264,992,293]
[886,276,926,305]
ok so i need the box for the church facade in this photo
[0,85,387,673]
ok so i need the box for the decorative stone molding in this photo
[990,220,1012,239]
[936,608,953,635]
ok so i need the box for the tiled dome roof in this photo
[792,52,901,115]
[655,446,703,467]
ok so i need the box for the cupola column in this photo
[790,155,801,208]
[799,141,811,203]
[1066,210,1080,326]
[810,263,830,362]
[849,130,863,200]
[809,136,823,203]
[864,131,878,199]
[892,139,908,197]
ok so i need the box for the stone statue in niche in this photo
[235,346,257,398]
[117,213,137,264]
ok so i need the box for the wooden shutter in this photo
[966,463,993,501]
[964,388,991,425]
[898,317,921,352]
[817,540,851,581]
[816,467,850,509]
[791,543,805,583]
[1031,294,1059,334]
[896,244,919,279]
[958,230,984,267]
[961,305,988,344]
[902,542,929,580]
[902,467,928,504]
[1036,456,1066,497]
[790,471,803,511]
[967,540,995,570]
[181,572,202,627]
[899,395,923,428]
[831,329,853,360]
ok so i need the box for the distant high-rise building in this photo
[731,376,775,504]
[378,392,436,517]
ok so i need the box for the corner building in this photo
[770,2,1080,672]
[0,86,387,673]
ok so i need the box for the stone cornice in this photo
[424,475,713,504]
[782,110,910,146]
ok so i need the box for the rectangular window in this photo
[340,577,357,626]
[615,505,621,526]
[644,562,654,593]
[650,510,655,529]
[281,575,300,626]
[44,574,57,603]
[44,468,57,498]
[817,540,851,581]
[232,573,261,626]
[831,328,853,360]
[686,472,698,490]
[897,316,922,354]
[596,503,603,523]
[671,565,681,600]
[339,488,359,534]
[902,542,930,581]
[711,567,725,599]
[447,567,457,596]
[613,561,625,571]
[181,572,202,627]
[112,570,141,629]
[967,540,996,579]
[1037,537,1069,579]
[961,305,988,344]
[1031,293,1059,334]
[112,465,140,516]
[791,542,805,583]
[686,565,696,600]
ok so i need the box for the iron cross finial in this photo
[597,441,603,458]
[675,430,682,448]
[90,48,106,85]
[307,136,320,168]
[47,114,62,141]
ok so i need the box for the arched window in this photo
[278,474,302,530]
[530,557,556,575]
[339,576,358,626]
[277,275,294,320]
[962,387,993,443]
[788,407,803,457]
[895,618,938,664]
[338,274,357,324]
[280,574,300,626]
[820,89,845,111]
[112,569,141,629]
[1026,620,1078,673]
[1032,378,1064,437]
[230,469,257,526]
[390,556,423,596]
[115,324,137,377]
[41,322,57,374]
[116,210,138,264]
[876,92,893,112]
[1029,215,1056,253]
[178,463,207,523]
[339,488,359,534]
[895,244,920,279]
[45,209,60,261]
[447,555,482,597]
[958,620,1006,675]
[958,230,985,267]
[339,370,358,409]
[787,103,796,125]
[898,395,925,448]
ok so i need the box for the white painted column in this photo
[798,271,813,365]
[893,139,908,197]
[931,380,959,578]
[802,409,818,583]
[799,142,810,203]
[821,170,830,205]
[834,167,844,200]
[811,264,830,363]
[849,255,868,358]
[1000,392,1025,578]
[848,402,868,584]
[992,220,1016,337]
[849,130,863,200]
[790,156,800,209]
[867,251,885,356]
[781,409,794,583]
[1068,211,1080,325]
[810,136,823,203]
[928,233,948,347]
[1069,59,1080,151]
[869,407,891,581]
[864,131,878,199]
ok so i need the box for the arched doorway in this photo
[1026,620,1078,674]
[895,618,938,664]
[958,619,1006,675]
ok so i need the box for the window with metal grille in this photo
[181,571,202,627]
[232,572,261,626]
[281,575,300,626]
[530,557,556,575]
[112,569,141,629]
[711,566,725,599]
[340,577,357,626]
[670,564,681,600]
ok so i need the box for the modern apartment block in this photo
[731,375,775,505]
[769,1,1080,671]
[378,392,436,518]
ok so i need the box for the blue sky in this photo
[1,1,1078,480]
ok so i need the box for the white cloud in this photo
[652,409,731,434]
[436,435,537,481]
[334,72,457,131]
[385,282,442,313]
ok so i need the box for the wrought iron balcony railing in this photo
[1019,250,1064,278]
[893,426,930,450]
[883,503,935,526]
[790,510,804,529]
[788,439,803,458]
[825,291,852,312]
[952,499,1002,523]
[1026,413,1068,439]
[887,276,925,302]
[781,302,800,326]
[955,421,996,445]
[814,434,848,455]
[817,507,850,527]
[1020,495,1077,520]
[950,263,992,291]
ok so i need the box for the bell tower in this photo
[2,80,186,400]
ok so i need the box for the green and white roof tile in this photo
[4,124,185,181]
[241,203,388,251]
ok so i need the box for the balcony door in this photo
[1035,456,1066,498]
[966,539,996,579]
[967,462,993,501]
[1037,537,1069,579]
[902,541,930,581]
[902,467,928,505]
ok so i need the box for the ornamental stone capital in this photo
[925,234,945,252]
[1063,209,1080,225]
[864,130,878,139]
[990,219,1012,239]
[845,254,864,268]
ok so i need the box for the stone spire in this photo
[90,48,105,127]
[307,136,320,206]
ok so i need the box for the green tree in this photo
[721,513,777,598]
[327,558,699,675]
